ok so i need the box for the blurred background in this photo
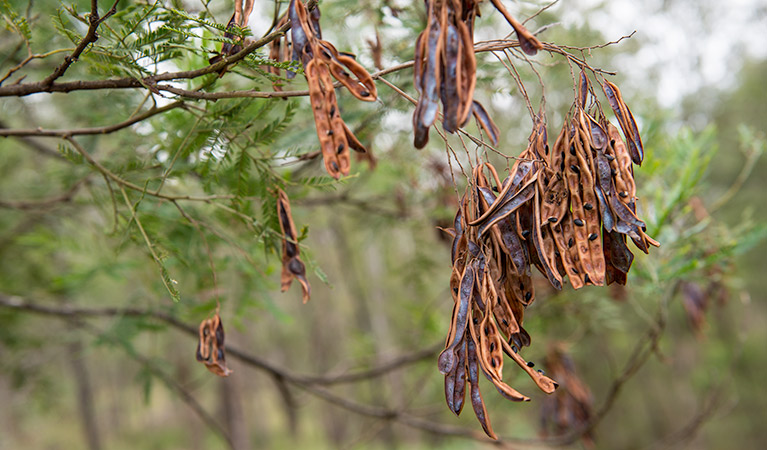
[1,0,766,448]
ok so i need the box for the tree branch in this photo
[0,101,184,137]
[41,0,121,87]
[0,294,439,387]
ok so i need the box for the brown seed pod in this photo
[277,189,311,303]
[489,0,543,55]
[196,313,232,377]
[262,0,375,178]
[413,0,493,148]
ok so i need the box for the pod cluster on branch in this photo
[268,0,377,179]
[438,72,657,439]
[206,6,656,441]
[412,0,542,149]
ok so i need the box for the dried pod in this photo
[602,80,644,165]
[209,0,256,71]
[277,189,311,303]
[489,0,543,55]
[196,313,233,377]
[413,0,488,148]
[262,0,376,178]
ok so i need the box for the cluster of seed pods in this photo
[267,0,377,179]
[196,313,233,377]
[277,188,311,303]
[438,72,657,439]
[412,0,542,149]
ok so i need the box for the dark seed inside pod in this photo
[525,292,532,302]
[548,217,558,223]
[569,146,576,156]
[584,273,591,284]
[489,342,495,352]
[360,91,370,97]
[570,165,580,174]
[337,143,345,154]
[584,203,594,210]
[491,359,497,368]
[606,154,615,161]
[288,257,305,275]
[326,130,334,136]
[502,319,508,326]
[473,318,479,325]
[521,230,531,239]
[611,169,617,177]
[511,345,518,353]
[619,191,628,198]
[560,161,565,171]
[527,361,535,368]
[572,267,579,274]
[330,106,336,116]
[537,369,546,375]
[568,237,574,247]
[331,161,339,171]
[574,218,585,226]
[285,241,298,258]
[610,139,616,146]
[588,233,598,241]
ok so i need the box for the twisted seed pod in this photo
[195,313,232,377]
[277,189,311,303]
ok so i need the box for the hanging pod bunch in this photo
[277,188,311,303]
[439,72,657,439]
[412,0,541,149]
[267,0,377,179]
[440,154,559,439]
[196,312,233,377]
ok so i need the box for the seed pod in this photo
[489,0,543,55]
[466,337,498,439]
[196,313,232,377]
[602,80,644,164]
[277,189,311,303]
